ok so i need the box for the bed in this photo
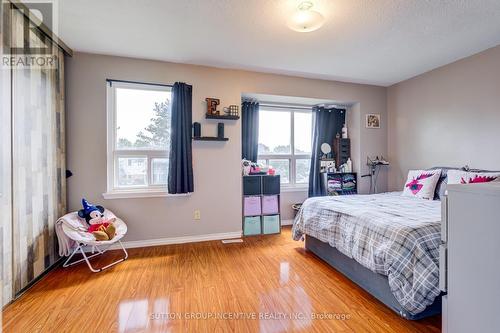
[292,192,443,320]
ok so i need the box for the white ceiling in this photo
[58,0,500,86]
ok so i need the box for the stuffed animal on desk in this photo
[77,198,116,241]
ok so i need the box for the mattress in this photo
[292,192,441,315]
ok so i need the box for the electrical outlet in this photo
[194,210,201,220]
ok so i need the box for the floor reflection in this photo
[280,262,289,284]
[259,261,312,333]
[119,299,149,333]
[119,298,170,333]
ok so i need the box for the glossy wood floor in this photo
[3,227,441,333]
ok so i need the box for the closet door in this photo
[10,8,66,294]
[1,2,13,306]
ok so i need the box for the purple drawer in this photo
[244,196,261,216]
[262,195,279,215]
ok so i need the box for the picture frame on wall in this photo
[366,114,381,128]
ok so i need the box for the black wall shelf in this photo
[205,114,240,120]
[192,136,229,142]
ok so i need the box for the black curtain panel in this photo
[241,101,260,162]
[168,82,194,194]
[308,106,346,197]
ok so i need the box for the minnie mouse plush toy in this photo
[78,198,116,241]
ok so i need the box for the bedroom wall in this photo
[387,45,500,190]
[66,52,387,242]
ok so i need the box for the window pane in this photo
[116,87,171,150]
[257,159,267,166]
[269,159,290,184]
[294,112,312,154]
[258,110,291,154]
[117,157,147,187]
[152,158,169,185]
[296,159,311,184]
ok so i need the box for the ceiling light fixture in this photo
[287,1,325,33]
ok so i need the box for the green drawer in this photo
[262,215,280,234]
[243,216,261,236]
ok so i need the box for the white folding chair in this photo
[62,218,128,273]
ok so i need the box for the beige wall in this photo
[66,52,387,242]
[387,45,500,190]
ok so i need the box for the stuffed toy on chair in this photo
[77,198,116,241]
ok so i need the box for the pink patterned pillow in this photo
[402,169,441,200]
[447,170,500,185]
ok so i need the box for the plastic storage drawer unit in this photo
[263,215,280,234]
[244,216,262,236]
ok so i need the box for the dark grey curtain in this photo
[241,101,259,162]
[308,106,346,197]
[168,82,194,194]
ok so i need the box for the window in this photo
[258,108,313,188]
[105,81,172,198]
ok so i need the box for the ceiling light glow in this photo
[287,1,325,33]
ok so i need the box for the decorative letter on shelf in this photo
[205,98,220,116]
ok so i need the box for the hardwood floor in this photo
[2,227,441,332]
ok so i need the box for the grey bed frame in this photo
[305,235,442,320]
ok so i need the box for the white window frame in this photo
[257,107,313,191]
[103,80,181,199]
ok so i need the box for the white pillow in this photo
[447,170,500,184]
[402,169,441,200]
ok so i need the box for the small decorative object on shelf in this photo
[224,105,239,117]
[342,123,348,138]
[193,122,201,138]
[346,158,352,172]
[205,98,220,115]
[249,164,266,175]
[217,123,224,139]
[242,159,251,176]
[320,159,336,173]
[320,142,332,159]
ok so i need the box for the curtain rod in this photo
[106,79,173,88]
[259,103,312,110]
[259,102,350,111]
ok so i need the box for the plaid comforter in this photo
[292,192,441,315]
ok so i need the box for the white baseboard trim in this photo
[281,219,294,226]
[108,231,243,250]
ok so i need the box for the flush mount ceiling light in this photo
[287,1,325,33]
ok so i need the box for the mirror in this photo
[320,143,331,155]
